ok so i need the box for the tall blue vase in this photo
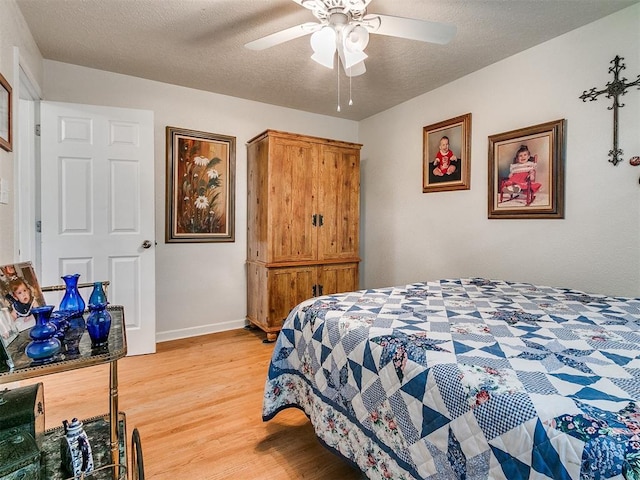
[26,305,61,363]
[59,274,85,317]
[88,282,107,307]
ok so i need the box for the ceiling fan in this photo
[245,0,456,77]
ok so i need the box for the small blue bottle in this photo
[88,282,107,307]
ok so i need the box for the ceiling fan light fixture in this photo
[310,26,337,68]
[341,46,367,69]
[311,50,337,69]
[345,61,366,77]
[340,24,368,69]
[344,24,369,52]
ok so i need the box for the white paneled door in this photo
[40,102,156,355]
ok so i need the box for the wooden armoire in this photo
[246,130,361,341]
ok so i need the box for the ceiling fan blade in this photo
[292,0,316,9]
[363,14,456,45]
[245,22,319,50]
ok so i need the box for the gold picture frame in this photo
[488,119,565,219]
[0,72,12,152]
[423,113,471,193]
[165,126,236,243]
[0,260,47,359]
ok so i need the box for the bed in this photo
[262,278,640,479]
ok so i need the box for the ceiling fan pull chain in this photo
[349,69,353,106]
[337,60,341,112]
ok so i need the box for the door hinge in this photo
[35,124,41,136]
[36,220,42,233]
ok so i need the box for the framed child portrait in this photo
[488,119,565,219]
[0,261,46,336]
[423,113,471,193]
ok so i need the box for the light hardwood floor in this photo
[16,328,363,479]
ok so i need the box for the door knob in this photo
[141,240,152,249]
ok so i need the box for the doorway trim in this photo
[13,46,42,273]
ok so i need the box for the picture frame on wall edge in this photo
[0,71,12,152]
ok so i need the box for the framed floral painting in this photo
[165,127,236,242]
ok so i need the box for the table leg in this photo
[110,359,120,478]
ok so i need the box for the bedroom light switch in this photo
[0,177,9,204]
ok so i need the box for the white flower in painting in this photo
[207,168,219,180]
[194,155,209,166]
[194,196,209,210]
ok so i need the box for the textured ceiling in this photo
[15,0,639,121]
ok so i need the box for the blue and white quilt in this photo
[262,278,640,479]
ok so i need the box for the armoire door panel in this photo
[246,139,269,262]
[320,263,359,295]
[268,266,316,328]
[318,146,360,261]
[269,138,318,263]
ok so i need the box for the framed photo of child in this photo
[488,119,565,219]
[423,113,471,193]
[0,261,46,335]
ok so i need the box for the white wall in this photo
[0,1,43,263]
[4,2,639,345]
[42,61,359,341]
[359,4,640,297]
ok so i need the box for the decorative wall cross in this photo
[579,55,639,166]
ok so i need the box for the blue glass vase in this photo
[64,315,86,356]
[50,310,71,342]
[86,302,111,347]
[26,305,61,363]
[59,274,85,317]
[88,282,107,307]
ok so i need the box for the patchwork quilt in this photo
[262,278,640,479]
